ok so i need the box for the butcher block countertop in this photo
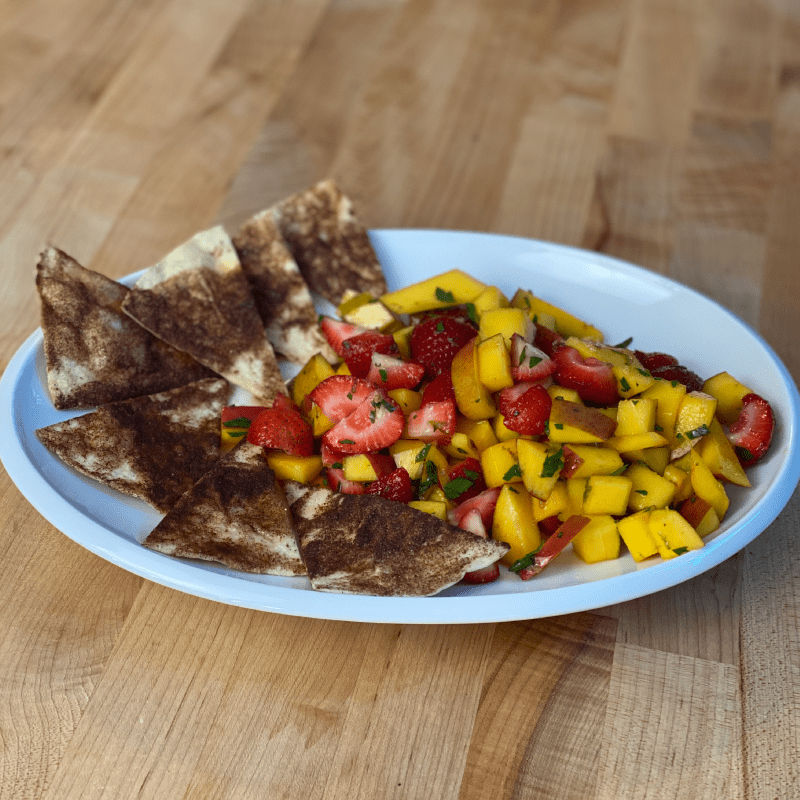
[2,1,799,798]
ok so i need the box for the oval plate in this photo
[2,230,799,623]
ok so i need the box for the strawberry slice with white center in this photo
[458,508,501,584]
[366,352,425,390]
[553,344,618,405]
[308,375,375,423]
[319,316,369,357]
[406,399,456,442]
[496,382,552,436]
[510,334,556,382]
[322,389,405,454]
[448,486,501,530]
[326,467,366,495]
[727,393,775,465]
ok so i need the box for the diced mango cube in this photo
[582,475,633,516]
[492,484,541,566]
[618,511,658,562]
[626,462,677,512]
[532,481,569,521]
[444,432,480,460]
[266,453,324,484]
[563,445,624,478]
[342,454,381,482]
[456,418,499,452]
[702,372,754,425]
[696,418,750,487]
[572,515,620,563]
[477,333,514,392]
[648,509,704,559]
[663,463,692,503]
[607,431,669,453]
[517,440,564,500]
[452,337,496,420]
[478,307,533,348]
[389,439,428,480]
[480,440,522,488]
[641,379,687,443]
[387,388,422,415]
[408,500,448,519]
[548,384,583,404]
[392,325,415,360]
[342,299,397,331]
[689,449,729,519]
[471,285,510,317]
[560,477,587,519]
[292,353,336,410]
[614,398,657,436]
[674,391,717,447]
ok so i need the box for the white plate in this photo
[2,230,799,624]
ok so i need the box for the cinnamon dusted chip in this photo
[143,442,305,575]
[121,226,286,403]
[233,210,336,365]
[35,378,228,513]
[272,179,387,305]
[289,486,509,596]
[36,247,215,410]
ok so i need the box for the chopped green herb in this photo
[614,336,633,348]
[338,439,355,445]
[672,546,689,556]
[737,446,754,462]
[415,442,433,462]
[223,417,253,428]
[654,424,663,432]
[686,424,710,440]
[466,302,478,324]
[554,423,564,430]
[529,356,542,369]
[620,377,631,392]
[227,430,247,438]
[436,321,444,332]
[541,447,564,478]
[610,465,627,475]
[509,543,545,574]
[637,368,651,377]
[444,477,475,499]
[635,489,648,496]
[418,459,439,497]
[379,368,388,383]
[435,287,455,304]
[503,463,522,481]
[464,470,480,481]
[331,462,343,469]
[671,380,679,387]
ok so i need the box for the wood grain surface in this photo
[1,1,799,798]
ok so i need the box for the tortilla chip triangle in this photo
[36,246,215,410]
[272,179,387,305]
[121,226,286,403]
[288,485,509,596]
[143,442,305,575]
[36,377,228,513]
[233,210,336,365]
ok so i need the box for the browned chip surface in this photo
[36,246,214,410]
[290,488,509,596]
[273,179,387,305]
[144,442,305,575]
[35,378,228,513]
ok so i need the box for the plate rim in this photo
[2,229,799,624]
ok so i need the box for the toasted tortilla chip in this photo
[36,247,215,410]
[36,378,228,513]
[272,179,386,305]
[143,442,305,575]
[233,211,336,365]
[121,226,286,403]
[289,486,509,596]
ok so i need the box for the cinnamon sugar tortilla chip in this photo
[272,179,387,305]
[121,226,286,403]
[233,210,336,365]
[143,442,305,575]
[35,378,228,513]
[36,247,215,410]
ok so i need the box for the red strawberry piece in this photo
[406,399,457,442]
[633,350,679,371]
[322,389,405,454]
[221,405,267,425]
[247,402,314,456]
[417,306,478,327]
[448,486,502,530]
[442,457,486,503]
[727,393,775,465]
[363,453,397,478]
[533,325,565,357]
[410,315,477,377]
[515,515,592,580]
[553,345,618,405]
[366,352,425,390]
[341,331,399,378]
[308,375,375,423]
[457,508,501,584]
[366,467,414,503]
[538,515,563,537]
[320,439,348,467]
[326,467,366,495]
[510,334,557,382]
[497,381,540,415]
[650,364,704,393]
[498,383,552,436]
[319,316,369,357]
[421,371,456,405]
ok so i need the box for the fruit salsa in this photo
[221,269,775,584]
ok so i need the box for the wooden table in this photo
[2,1,799,797]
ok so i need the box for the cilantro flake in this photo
[541,447,564,478]
[223,417,253,428]
[503,463,522,481]
[435,287,455,304]
[444,477,475,499]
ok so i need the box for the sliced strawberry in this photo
[633,350,679,371]
[366,467,414,503]
[247,401,314,456]
[497,383,552,436]
[650,364,704,393]
[308,375,374,423]
[366,352,425,390]
[448,486,502,530]
[553,345,618,405]
[727,393,774,465]
[363,453,397,478]
[421,371,456,405]
[322,390,405,454]
[538,515,563,537]
[533,325,565,358]
[221,405,267,425]
[319,316,369,357]
[341,331,399,378]
[461,562,501,584]
[410,315,477,377]
[457,508,501,584]
[510,334,557,382]
[320,439,348,468]
[442,457,486,503]
[406,399,457,442]
[326,467,366,495]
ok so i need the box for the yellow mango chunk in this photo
[408,500,448,519]
[456,418,499,452]
[471,285,510,317]
[342,299,398,331]
[648,509,704,559]
[626,462,677,512]
[689,449,729,519]
[478,307,533,347]
[582,475,633,516]
[641,379,687,444]
[621,446,670,475]
[492,484,541,566]
[387,388,422,415]
[342,454,381,482]
[292,353,336,410]
[675,391,717,447]
[663,463,692,503]
[614,398,657,436]
[392,325,415,360]
[696,419,750,487]
[532,481,569,521]
[477,333,514,392]
[309,404,335,436]
[548,384,583,404]
[702,372,754,425]
[572,515,620,564]
[480,439,522,488]
[452,337,496,420]
[607,431,669,453]
[266,453,324,484]
[444,432,480,460]
[563,445,624,478]
[389,439,428,480]
[380,270,485,314]
[618,511,658,562]
[560,477,587,520]
[511,289,603,341]
[517,440,564,500]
